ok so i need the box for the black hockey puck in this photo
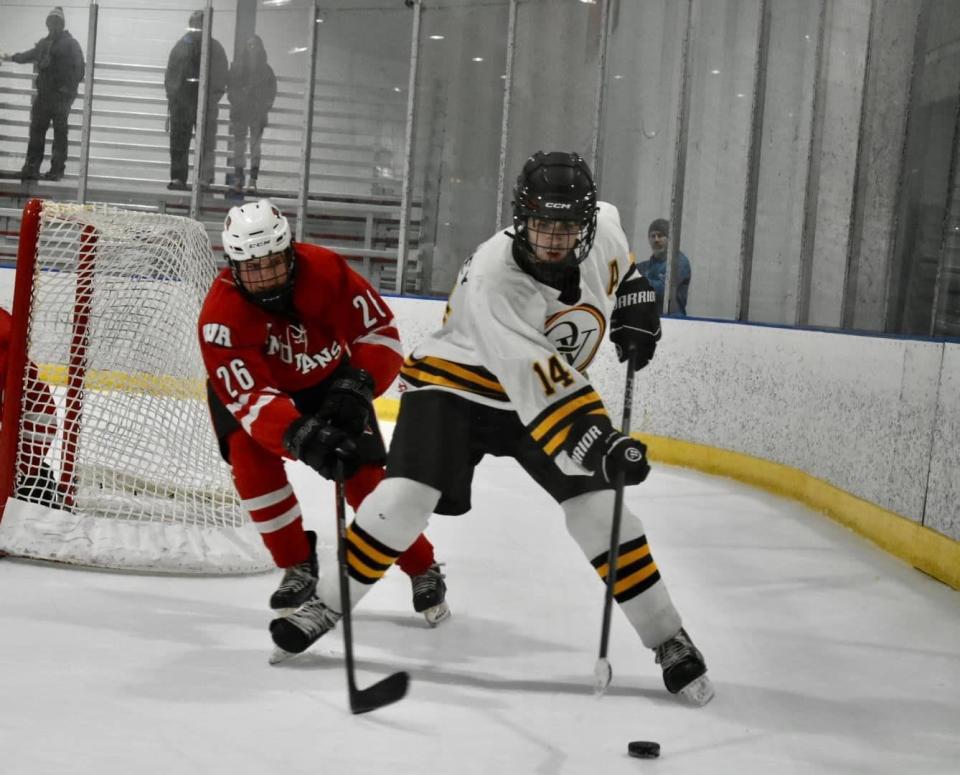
[627,740,661,759]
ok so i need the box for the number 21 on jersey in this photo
[352,289,387,328]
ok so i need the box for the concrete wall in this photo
[385,293,960,543]
[2,264,954,542]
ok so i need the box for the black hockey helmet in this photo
[512,151,599,267]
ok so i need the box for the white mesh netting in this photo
[0,201,271,574]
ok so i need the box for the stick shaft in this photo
[597,361,636,671]
[335,462,410,713]
[334,468,359,696]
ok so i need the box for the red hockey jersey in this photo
[0,307,59,479]
[198,242,403,458]
[0,307,17,398]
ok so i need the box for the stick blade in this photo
[349,670,410,715]
[593,657,612,695]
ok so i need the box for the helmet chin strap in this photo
[231,248,297,315]
[247,286,294,315]
[510,237,582,304]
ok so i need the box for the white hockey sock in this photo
[562,490,681,648]
[318,477,440,611]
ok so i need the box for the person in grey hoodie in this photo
[227,35,277,194]
[1,6,84,181]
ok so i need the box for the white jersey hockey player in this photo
[270,150,714,706]
[404,187,633,478]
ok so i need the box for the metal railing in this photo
[0,33,420,292]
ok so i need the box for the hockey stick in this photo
[594,354,637,694]
[335,461,410,714]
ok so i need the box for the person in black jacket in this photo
[227,36,277,194]
[1,6,84,181]
[163,10,228,190]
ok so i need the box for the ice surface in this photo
[2,427,958,774]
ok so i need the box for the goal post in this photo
[0,198,272,574]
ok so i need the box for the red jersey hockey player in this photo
[0,306,60,506]
[198,199,448,633]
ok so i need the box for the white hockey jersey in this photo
[400,202,633,473]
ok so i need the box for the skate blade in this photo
[268,647,298,665]
[423,601,450,627]
[679,674,715,706]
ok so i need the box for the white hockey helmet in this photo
[222,199,291,262]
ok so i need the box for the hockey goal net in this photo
[0,199,271,573]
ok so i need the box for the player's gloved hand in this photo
[564,414,650,485]
[283,415,360,480]
[610,266,661,371]
[318,367,374,434]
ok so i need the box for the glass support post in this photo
[395,0,423,295]
[929,74,960,336]
[494,0,518,232]
[737,0,771,321]
[883,1,929,333]
[590,0,612,181]
[841,0,879,329]
[189,1,214,220]
[77,1,98,204]
[295,0,321,242]
[795,0,828,326]
[665,0,694,317]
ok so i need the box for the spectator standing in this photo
[164,10,228,190]
[636,218,692,316]
[227,35,276,195]
[0,6,84,182]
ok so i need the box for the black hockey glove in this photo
[15,462,63,508]
[318,367,375,434]
[564,414,650,486]
[610,267,661,371]
[283,415,360,480]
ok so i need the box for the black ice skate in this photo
[654,627,715,706]
[410,563,450,626]
[269,530,318,611]
[269,596,341,662]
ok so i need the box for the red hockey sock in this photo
[228,430,309,568]
[344,464,384,511]
[396,532,436,577]
[261,519,311,568]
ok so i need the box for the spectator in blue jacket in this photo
[1,6,85,181]
[635,218,691,316]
